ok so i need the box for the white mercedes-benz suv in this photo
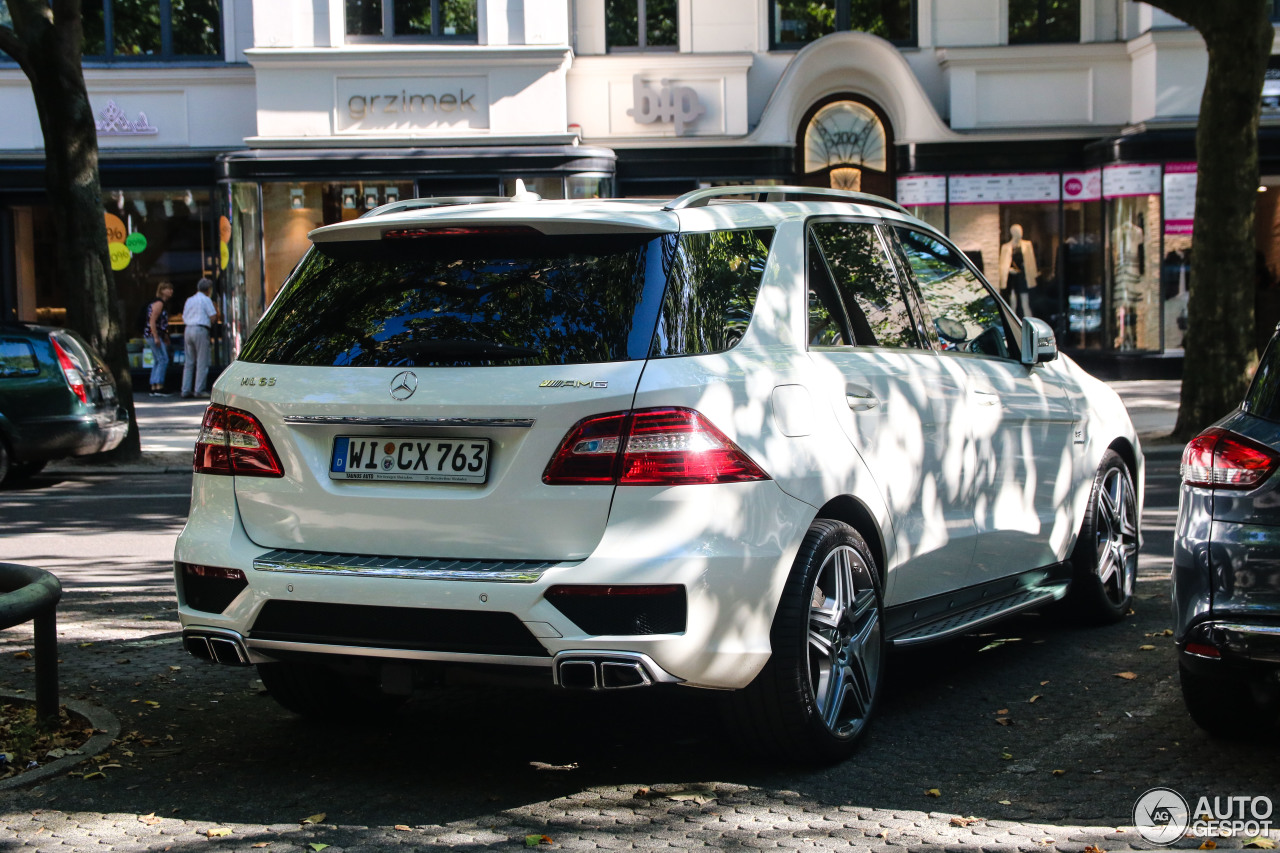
[175,186,1142,763]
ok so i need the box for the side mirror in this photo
[1020,317,1058,365]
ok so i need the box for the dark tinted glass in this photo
[440,0,476,35]
[112,0,162,55]
[82,0,106,55]
[394,0,431,35]
[171,0,221,55]
[347,0,383,35]
[895,227,1012,359]
[0,340,38,377]
[606,0,639,48]
[1008,0,1079,44]
[240,233,670,368]
[812,222,919,349]
[1245,334,1280,422]
[849,0,914,43]
[774,0,835,44]
[646,0,677,47]
[651,229,774,356]
[808,236,848,347]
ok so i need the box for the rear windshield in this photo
[240,228,774,367]
[1245,333,1280,422]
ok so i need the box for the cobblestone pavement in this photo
[0,450,1275,851]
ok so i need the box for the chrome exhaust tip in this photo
[183,629,251,666]
[552,652,679,689]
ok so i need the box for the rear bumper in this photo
[175,474,815,690]
[12,408,129,462]
[1180,619,1280,671]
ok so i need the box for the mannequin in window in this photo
[998,224,1037,318]
[1112,213,1145,350]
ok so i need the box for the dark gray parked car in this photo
[0,322,129,484]
[1174,328,1280,734]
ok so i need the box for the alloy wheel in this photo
[1093,465,1138,607]
[807,544,882,738]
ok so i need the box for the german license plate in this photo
[329,436,490,484]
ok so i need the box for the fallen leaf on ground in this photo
[1001,752,1014,760]
[1040,681,1049,686]
[995,717,1013,726]
[525,835,553,847]
[251,844,269,849]
[996,708,1009,715]
[1139,645,1155,651]
[1052,769,1066,776]
[998,800,1012,805]
[1028,694,1041,703]
[1199,842,1218,850]
[950,817,981,827]
[394,825,411,831]
[668,792,715,804]
[529,761,577,771]
[138,814,162,826]
[925,789,941,798]
[633,787,654,799]
[13,652,30,660]
[205,828,231,838]
[1244,838,1277,849]
[308,845,329,852]
[1115,672,1138,680]
[82,771,105,780]
[1083,846,1106,853]
[300,814,326,825]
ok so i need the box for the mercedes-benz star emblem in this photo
[389,370,418,401]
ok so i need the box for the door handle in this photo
[971,387,1000,406]
[846,384,879,411]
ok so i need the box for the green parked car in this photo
[0,322,130,484]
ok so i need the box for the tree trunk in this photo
[1,0,140,458]
[1144,1,1275,439]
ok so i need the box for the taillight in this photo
[543,407,769,486]
[49,335,87,404]
[194,404,285,477]
[1181,427,1278,489]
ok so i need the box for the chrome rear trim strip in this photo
[282,416,535,429]
[252,548,564,582]
[246,638,553,668]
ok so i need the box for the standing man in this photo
[181,277,219,399]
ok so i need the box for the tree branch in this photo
[0,23,33,81]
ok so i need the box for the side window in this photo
[0,340,38,377]
[606,0,677,51]
[894,227,1015,359]
[811,221,921,349]
[807,234,849,346]
[651,229,774,357]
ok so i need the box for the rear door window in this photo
[0,339,38,377]
[810,221,922,350]
[1245,333,1280,422]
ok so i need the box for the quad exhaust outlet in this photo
[552,652,680,690]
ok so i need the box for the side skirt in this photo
[885,563,1073,648]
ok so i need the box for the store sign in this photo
[948,173,1060,205]
[335,77,489,133]
[1062,169,1102,202]
[627,77,705,136]
[95,100,158,136]
[1102,163,1161,198]
[1163,162,1197,235]
[896,175,946,206]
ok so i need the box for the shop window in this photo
[1106,195,1161,351]
[1063,200,1105,350]
[770,0,915,49]
[81,0,223,60]
[1008,0,1079,45]
[606,0,677,51]
[345,0,478,40]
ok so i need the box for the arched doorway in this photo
[797,96,895,198]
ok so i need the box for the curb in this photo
[0,691,121,790]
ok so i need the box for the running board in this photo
[889,582,1070,648]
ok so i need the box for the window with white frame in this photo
[770,0,915,49]
[605,0,677,51]
[1008,0,1080,44]
[81,0,223,60]
[345,0,478,41]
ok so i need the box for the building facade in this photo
[2,0,1276,374]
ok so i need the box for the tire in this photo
[727,519,885,764]
[1179,662,1277,738]
[0,440,10,486]
[1062,450,1138,624]
[258,661,405,719]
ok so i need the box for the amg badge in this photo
[540,380,608,388]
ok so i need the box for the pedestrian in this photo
[143,281,174,396]
[181,277,218,398]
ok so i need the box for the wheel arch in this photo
[813,494,887,585]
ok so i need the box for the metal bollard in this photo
[0,563,63,726]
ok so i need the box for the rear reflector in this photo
[543,407,769,486]
[194,404,285,477]
[1184,642,1221,658]
[1181,427,1278,489]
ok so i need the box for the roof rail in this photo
[360,196,510,219]
[663,185,909,216]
